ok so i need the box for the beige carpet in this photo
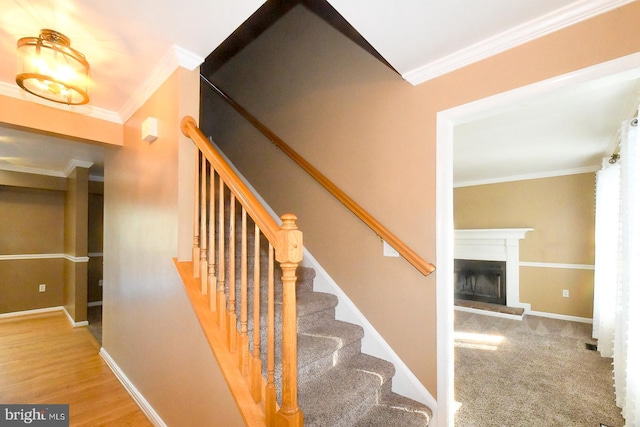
[454,310,625,426]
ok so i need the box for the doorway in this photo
[435,52,640,427]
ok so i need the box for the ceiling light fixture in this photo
[16,29,90,105]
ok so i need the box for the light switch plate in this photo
[383,240,400,257]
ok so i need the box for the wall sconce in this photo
[16,29,90,105]
[142,117,158,142]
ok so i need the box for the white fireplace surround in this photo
[454,228,533,311]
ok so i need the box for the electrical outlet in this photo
[562,289,569,298]
[98,279,103,287]
[39,284,46,292]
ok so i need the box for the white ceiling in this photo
[0,0,637,182]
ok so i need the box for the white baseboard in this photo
[100,348,167,427]
[454,305,524,321]
[302,251,438,411]
[454,305,593,324]
[527,310,593,324]
[0,306,88,327]
[88,301,103,307]
[0,306,63,319]
[63,307,89,327]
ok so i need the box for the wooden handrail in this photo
[201,77,436,276]
[181,116,280,244]
[182,116,304,427]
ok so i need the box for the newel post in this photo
[275,214,304,427]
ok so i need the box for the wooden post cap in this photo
[276,214,303,264]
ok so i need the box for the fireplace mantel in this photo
[455,228,533,310]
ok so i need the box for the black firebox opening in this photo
[454,259,507,305]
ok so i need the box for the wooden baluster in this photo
[208,171,217,311]
[275,214,304,427]
[266,244,276,427]
[217,180,226,329]
[228,193,237,353]
[239,207,250,377]
[200,157,208,294]
[193,151,200,278]
[251,223,262,403]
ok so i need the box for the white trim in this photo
[454,165,599,188]
[64,255,90,263]
[0,162,99,180]
[174,46,205,71]
[527,310,593,324]
[65,159,94,177]
[455,228,533,310]
[63,306,89,327]
[207,137,437,411]
[0,306,64,319]
[88,252,104,258]
[0,306,88,327]
[454,305,524,321]
[302,250,437,410]
[0,253,88,262]
[87,301,103,307]
[435,108,455,427]
[0,163,68,178]
[0,82,122,123]
[520,261,595,270]
[404,0,634,85]
[435,52,640,427]
[118,45,204,123]
[100,348,167,427]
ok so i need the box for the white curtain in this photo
[593,118,640,427]
[592,158,620,357]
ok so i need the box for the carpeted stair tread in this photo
[300,319,364,347]
[295,290,338,318]
[268,320,365,382]
[355,392,432,426]
[297,320,365,381]
[298,353,396,426]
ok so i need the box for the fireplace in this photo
[455,228,532,310]
[454,259,506,305]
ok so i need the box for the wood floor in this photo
[0,311,152,427]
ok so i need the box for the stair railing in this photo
[181,116,303,427]
[201,76,435,276]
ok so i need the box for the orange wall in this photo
[102,67,243,426]
[0,185,65,313]
[455,174,596,318]
[0,94,123,146]
[204,2,640,397]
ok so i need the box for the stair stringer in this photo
[300,250,437,412]
[209,137,437,416]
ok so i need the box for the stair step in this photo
[296,291,338,331]
[298,353,396,427]
[355,392,432,426]
[298,320,364,382]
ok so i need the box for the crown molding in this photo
[0,45,204,124]
[0,163,66,178]
[0,82,122,123]
[453,165,599,188]
[118,45,204,123]
[65,159,94,177]
[403,0,635,85]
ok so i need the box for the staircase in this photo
[179,116,432,426]
[257,263,432,426]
